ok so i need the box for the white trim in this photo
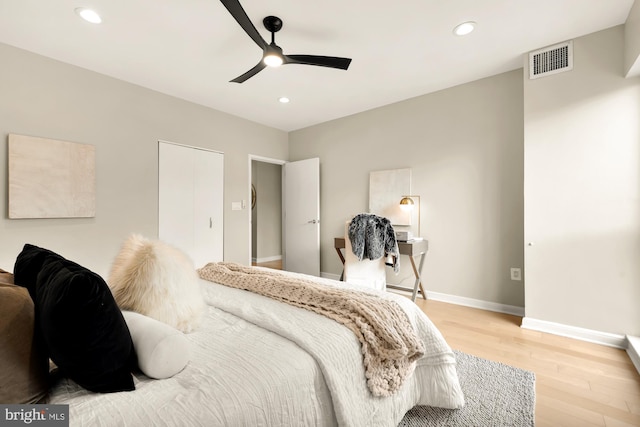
[158,139,223,155]
[521,317,627,349]
[320,272,524,316]
[249,154,287,166]
[626,336,640,375]
[426,290,525,316]
[321,272,341,281]
[253,255,282,264]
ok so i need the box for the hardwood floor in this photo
[252,259,283,270]
[253,261,640,425]
[413,298,640,427]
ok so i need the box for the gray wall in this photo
[289,70,525,308]
[523,26,640,336]
[0,42,288,277]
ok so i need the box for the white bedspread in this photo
[49,270,464,427]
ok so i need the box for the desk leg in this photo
[409,253,427,302]
[335,247,345,281]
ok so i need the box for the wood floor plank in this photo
[536,396,606,427]
[605,415,640,427]
[538,382,640,426]
[532,350,635,379]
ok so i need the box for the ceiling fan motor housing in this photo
[263,16,282,33]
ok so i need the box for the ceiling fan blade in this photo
[220,0,268,50]
[284,55,352,70]
[230,61,267,83]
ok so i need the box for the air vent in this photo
[529,40,573,79]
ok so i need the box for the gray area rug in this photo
[399,350,536,427]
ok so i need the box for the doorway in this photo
[249,156,320,276]
[250,157,284,270]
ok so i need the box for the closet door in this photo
[193,148,224,266]
[158,142,223,268]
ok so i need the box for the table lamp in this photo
[399,195,420,237]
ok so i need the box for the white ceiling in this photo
[0,0,634,131]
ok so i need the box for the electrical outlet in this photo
[510,268,522,281]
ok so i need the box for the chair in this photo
[343,214,398,291]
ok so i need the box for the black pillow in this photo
[14,244,136,393]
[13,244,63,301]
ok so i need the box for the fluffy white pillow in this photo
[122,311,190,379]
[108,234,205,333]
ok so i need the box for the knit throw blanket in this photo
[197,262,425,397]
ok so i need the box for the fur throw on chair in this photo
[108,234,205,333]
[348,214,400,272]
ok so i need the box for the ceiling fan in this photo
[220,0,352,83]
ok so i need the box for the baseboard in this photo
[321,272,341,281]
[253,255,282,263]
[319,271,524,316]
[521,317,627,349]
[425,290,525,317]
[627,336,640,375]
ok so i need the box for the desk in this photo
[334,237,429,302]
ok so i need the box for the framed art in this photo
[8,134,96,219]
[368,168,411,226]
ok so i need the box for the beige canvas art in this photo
[368,168,411,226]
[8,134,96,218]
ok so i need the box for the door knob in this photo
[307,219,319,224]
[210,218,212,228]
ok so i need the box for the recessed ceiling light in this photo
[75,7,102,24]
[453,21,475,36]
[278,97,290,104]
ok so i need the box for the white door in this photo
[283,158,320,276]
[158,142,224,268]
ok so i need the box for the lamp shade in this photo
[399,197,415,207]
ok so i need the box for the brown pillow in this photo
[0,268,14,284]
[0,268,49,403]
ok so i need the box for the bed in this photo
[5,241,464,427]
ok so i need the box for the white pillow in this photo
[122,311,190,379]
[108,234,205,333]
